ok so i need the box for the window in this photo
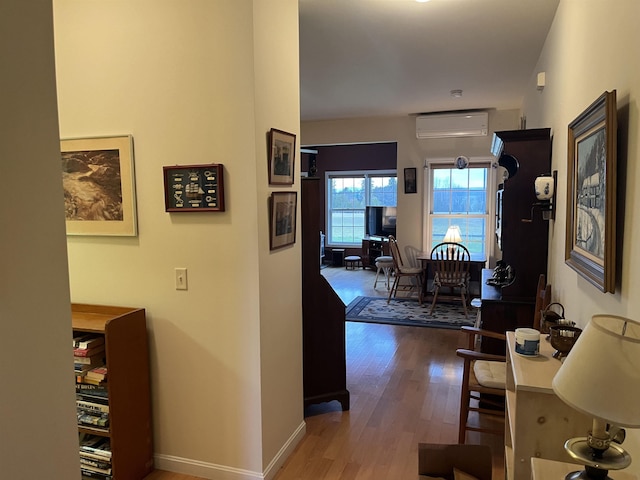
[427,162,491,257]
[326,170,397,245]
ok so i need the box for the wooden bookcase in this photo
[72,303,154,480]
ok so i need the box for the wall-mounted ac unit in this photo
[416,111,488,139]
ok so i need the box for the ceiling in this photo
[299,0,560,122]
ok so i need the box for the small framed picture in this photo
[270,192,297,250]
[268,128,296,185]
[163,164,225,212]
[61,135,137,236]
[404,167,417,194]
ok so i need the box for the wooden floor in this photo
[145,265,504,480]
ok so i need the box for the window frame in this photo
[325,169,397,247]
[422,157,498,260]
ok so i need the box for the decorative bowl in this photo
[549,325,582,360]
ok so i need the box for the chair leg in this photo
[387,276,400,304]
[460,292,469,318]
[373,267,382,288]
[459,361,472,444]
[429,287,439,315]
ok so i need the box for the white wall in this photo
[521,0,640,469]
[300,109,520,255]
[54,1,303,478]
[0,1,80,478]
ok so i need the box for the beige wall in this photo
[0,1,80,478]
[54,1,303,478]
[301,110,520,258]
[522,0,640,468]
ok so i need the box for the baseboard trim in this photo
[154,421,307,480]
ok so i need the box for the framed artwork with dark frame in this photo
[404,167,417,194]
[163,164,225,212]
[270,191,297,250]
[268,128,296,185]
[61,135,138,236]
[565,90,617,293]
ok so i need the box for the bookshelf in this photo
[72,303,154,480]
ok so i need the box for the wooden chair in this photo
[532,274,551,331]
[429,242,471,318]
[387,235,423,304]
[456,326,506,444]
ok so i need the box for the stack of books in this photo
[79,433,112,480]
[74,334,109,432]
[73,334,106,383]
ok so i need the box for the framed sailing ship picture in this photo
[163,164,225,212]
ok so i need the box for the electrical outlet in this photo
[175,268,188,290]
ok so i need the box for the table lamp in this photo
[552,315,640,480]
[443,225,462,244]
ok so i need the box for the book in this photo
[74,354,104,366]
[73,334,105,350]
[79,462,112,475]
[73,344,105,357]
[80,468,112,480]
[77,399,109,415]
[86,366,108,382]
[77,392,109,406]
[79,449,112,462]
[77,412,109,429]
[80,457,112,472]
[79,433,111,453]
[76,383,108,395]
[79,376,107,386]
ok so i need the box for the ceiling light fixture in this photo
[450,89,463,98]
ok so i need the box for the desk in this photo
[417,253,486,299]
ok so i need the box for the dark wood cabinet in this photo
[492,128,552,299]
[361,237,390,269]
[480,128,552,353]
[301,178,349,411]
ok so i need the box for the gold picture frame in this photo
[61,135,137,236]
[565,90,617,292]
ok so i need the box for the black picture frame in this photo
[404,167,417,194]
[268,128,296,185]
[163,164,225,212]
[270,191,297,250]
[565,90,617,293]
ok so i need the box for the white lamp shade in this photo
[552,315,640,427]
[443,225,462,243]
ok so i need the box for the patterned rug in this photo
[345,296,475,329]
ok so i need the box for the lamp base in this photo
[565,466,612,480]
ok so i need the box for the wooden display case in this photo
[73,303,154,480]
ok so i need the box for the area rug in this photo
[345,296,475,329]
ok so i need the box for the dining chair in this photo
[429,242,471,318]
[456,326,507,444]
[387,235,423,304]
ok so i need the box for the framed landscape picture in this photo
[565,90,617,293]
[268,128,296,185]
[61,135,137,236]
[270,191,297,250]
